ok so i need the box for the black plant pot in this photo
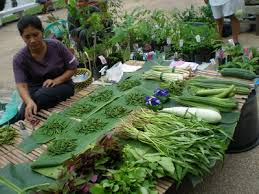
[227,90,259,153]
[194,49,215,64]
[218,57,227,66]
[106,56,120,68]
[182,52,195,62]
[92,66,102,80]
[222,22,232,37]
[106,52,124,68]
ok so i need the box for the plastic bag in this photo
[44,19,68,39]
[106,62,124,83]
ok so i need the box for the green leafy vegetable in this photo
[160,80,186,96]
[125,91,146,106]
[76,118,107,134]
[119,109,230,181]
[39,113,71,136]
[47,139,77,156]
[64,102,96,117]
[90,89,113,102]
[104,105,129,118]
[117,79,141,91]
[0,125,17,145]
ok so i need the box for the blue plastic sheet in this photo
[0,91,22,126]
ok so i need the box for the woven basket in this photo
[74,67,92,92]
[73,51,93,92]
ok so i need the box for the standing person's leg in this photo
[229,15,239,44]
[223,0,240,44]
[210,5,224,38]
[11,0,17,7]
[216,18,224,37]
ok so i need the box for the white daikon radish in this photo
[161,107,222,123]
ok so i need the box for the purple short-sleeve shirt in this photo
[13,39,78,85]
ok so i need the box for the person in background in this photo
[36,0,54,14]
[13,15,78,121]
[0,0,17,11]
[11,0,17,7]
[204,0,240,45]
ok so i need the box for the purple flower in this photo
[81,184,89,193]
[145,96,161,106]
[106,133,112,139]
[68,165,75,172]
[219,49,225,59]
[154,88,169,97]
[91,175,98,183]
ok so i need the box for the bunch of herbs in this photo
[64,102,96,118]
[29,135,123,193]
[76,118,107,134]
[47,139,77,156]
[0,125,17,145]
[90,89,113,103]
[39,113,71,136]
[119,109,230,181]
[125,91,146,106]
[160,80,186,96]
[117,79,141,91]
[104,105,129,118]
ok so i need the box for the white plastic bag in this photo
[106,62,124,83]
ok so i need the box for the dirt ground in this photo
[0,1,259,193]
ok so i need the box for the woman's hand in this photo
[43,79,58,88]
[204,0,209,4]
[25,99,37,121]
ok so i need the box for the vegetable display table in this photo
[0,61,256,194]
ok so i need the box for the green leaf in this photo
[90,184,106,194]
[113,184,119,192]
[158,157,175,178]
[0,163,53,194]
[33,165,64,179]
[143,154,161,163]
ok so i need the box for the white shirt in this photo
[209,0,230,6]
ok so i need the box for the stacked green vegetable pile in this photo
[120,109,229,181]
[219,43,259,75]
[0,125,17,145]
[169,76,251,112]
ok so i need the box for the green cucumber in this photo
[220,68,258,80]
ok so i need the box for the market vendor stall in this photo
[0,58,257,194]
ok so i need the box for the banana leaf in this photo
[0,163,53,194]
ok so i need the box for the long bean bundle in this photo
[120,109,229,181]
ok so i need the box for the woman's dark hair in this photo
[17,15,43,35]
